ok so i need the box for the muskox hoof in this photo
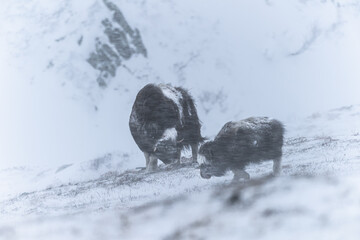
[167,161,181,170]
[146,167,157,173]
[135,167,147,172]
[231,177,250,184]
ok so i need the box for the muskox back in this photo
[216,117,284,163]
[199,117,284,180]
[129,83,202,170]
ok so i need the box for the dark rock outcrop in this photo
[87,0,147,87]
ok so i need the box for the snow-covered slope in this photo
[1,105,360,239]
[1,0,360,239]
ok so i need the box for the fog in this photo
[2,1,360,239]
[1,0,360,169]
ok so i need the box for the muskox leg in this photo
[174,150,181,165]
[273,157,282,176]
[191,143,198,163]
[144,152,150,168]
[232,169,250,181]
[147,154,158,172]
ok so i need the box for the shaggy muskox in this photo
[129,83,203,171]
[199,117,284,180]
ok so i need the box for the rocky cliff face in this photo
[87,0,147,87]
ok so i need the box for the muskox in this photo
[129,83,203,171]
[199,117,284,180]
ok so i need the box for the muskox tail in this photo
[175,87,204,147]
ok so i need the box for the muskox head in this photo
[153,128,179,164]
[199,141,227,179]
[198,141,214,162]
[154,139,178,164]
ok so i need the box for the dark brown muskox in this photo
[129,83,203,171]
[199,117,284,180]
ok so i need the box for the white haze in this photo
[1,0,360,169]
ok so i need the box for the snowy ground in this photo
[1,105,360,240]
[2,0,360,239]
